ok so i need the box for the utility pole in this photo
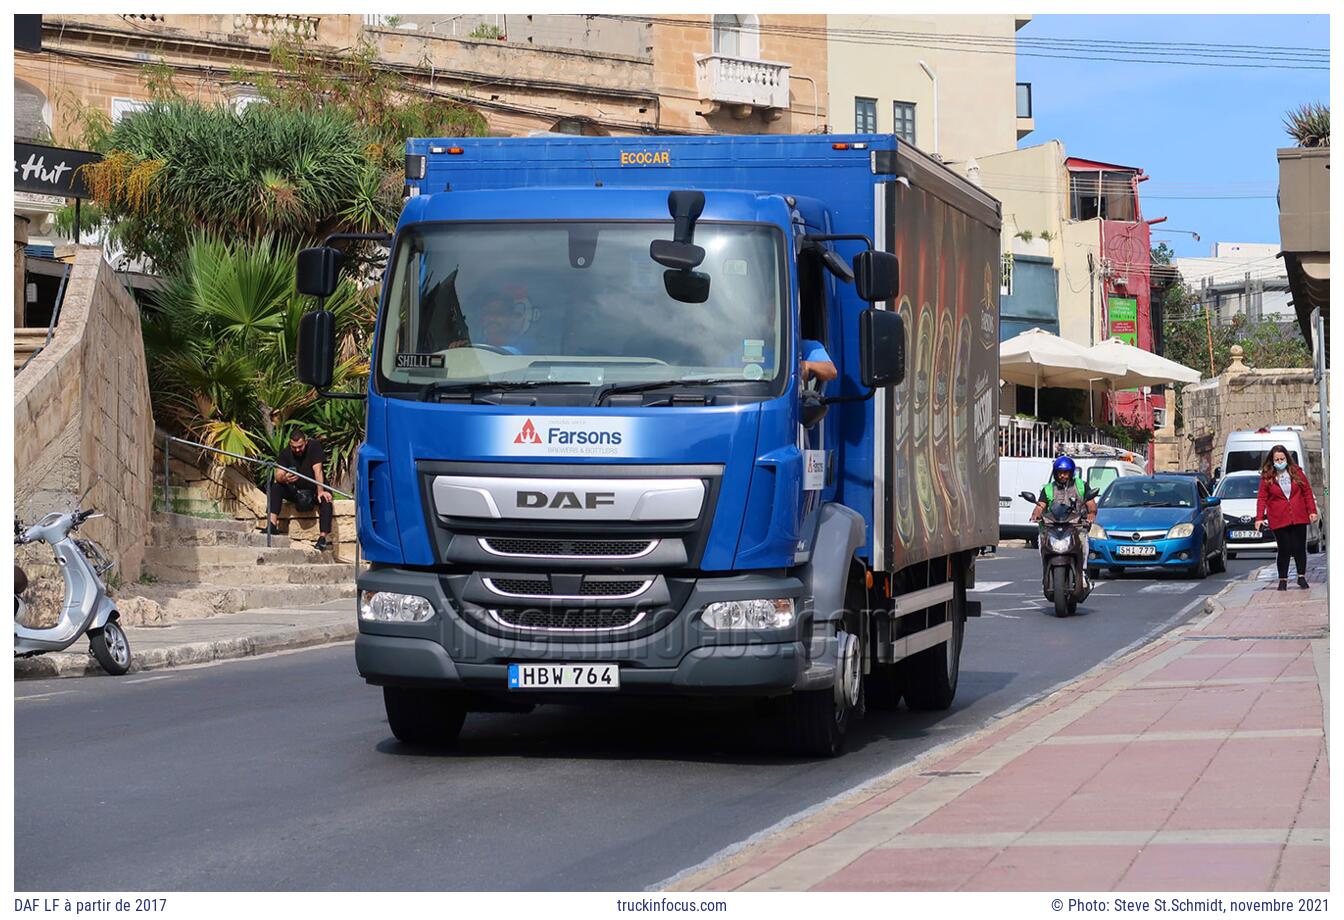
[1204,306,1215,377]
[1314,306,1329,515]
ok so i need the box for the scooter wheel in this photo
[90,619,132,675]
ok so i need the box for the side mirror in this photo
[297,310,337,389]
[297,247,341,298]
[1019,491,1038,504]
[663,269,710,304]
[801,390,829,428]
[1204,496,1221,507]
[858,308,905,388]
[853,250,900,303]
[650,190,706,271]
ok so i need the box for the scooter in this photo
[1019,491,1092,618]
[14,503,131,675]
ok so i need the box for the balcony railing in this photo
[695,54,790,113]
[233,13,319,41]
[1016,82,1033,119]
[1000,418,1149,466]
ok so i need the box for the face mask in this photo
[1274,460,1288,471]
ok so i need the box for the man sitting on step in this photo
[262,427,333,552]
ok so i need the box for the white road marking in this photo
[125,675,174,684]
[1139,582,1195,593]
[970,581,1011,593]
[15,690,77,702]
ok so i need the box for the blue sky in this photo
[1018,14,1329,259]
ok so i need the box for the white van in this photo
[1221,427,1324,492]
[999,455,1146,542]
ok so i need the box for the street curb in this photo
[661,565,1272,892]
[13,620,358,680]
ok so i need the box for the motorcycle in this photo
[14,501,131,675]
[1018,491,1092,618]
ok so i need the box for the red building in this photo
[1065,156,1164,432]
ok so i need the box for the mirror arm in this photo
[802,233,874,249]
[821,387,877,405]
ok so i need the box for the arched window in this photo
[712,14,759,59]
[15,78,52,143]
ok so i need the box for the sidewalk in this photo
[670,559,1328,892]
[14,597,356,679]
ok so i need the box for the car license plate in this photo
[999,497,1011,508]
[508,663,620,690]
[1115,545,1157,557]
[1230,530,1261,541]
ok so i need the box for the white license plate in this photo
[1115,545,1157,557]
[508,663,620,690]
[1230,530,1261,541]
[999,497,1011,508]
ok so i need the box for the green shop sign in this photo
[1107,296,1138,346]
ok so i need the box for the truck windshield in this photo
[376,221,787,399]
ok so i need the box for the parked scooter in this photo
[1018,491,1092,617]
[14,501,131,675]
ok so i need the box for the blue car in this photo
[1087,475,1227,579]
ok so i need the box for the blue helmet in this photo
[1052,456,1077,481]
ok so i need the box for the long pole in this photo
[1315,307,1329,521]
[1204,307,1215,377]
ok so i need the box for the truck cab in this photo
[295,135,1002,756]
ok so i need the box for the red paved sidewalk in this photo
[671,560,1328,892]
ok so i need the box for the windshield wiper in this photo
[421,379,592,402]
[592,377,757,406]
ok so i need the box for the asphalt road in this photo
[14,547,1270,892]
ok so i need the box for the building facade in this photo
[827,14,1033,160]
[1176,242,1294,325]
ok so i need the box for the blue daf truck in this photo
[295,133,1002,756]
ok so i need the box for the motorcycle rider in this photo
[1031,456,1099,568]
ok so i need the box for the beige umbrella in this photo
[999,328,1128,416]
[1085,337,1202,425]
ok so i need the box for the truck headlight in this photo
[701,598,795,630]
[360,591,435,623]
[1048,534,1074,554]
[1166,523,1195,540]
[1089,524,1108,540]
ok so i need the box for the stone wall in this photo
[14,248,155,580]
[1178,348,1323,474]
[154,439,359,563]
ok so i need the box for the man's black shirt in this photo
[278,440,326,482]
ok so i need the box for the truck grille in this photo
[487,608,647,632]
[479,537,658,559]
[483,577,653,599]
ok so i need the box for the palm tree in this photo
[81,101,399,269]
[1284,102,1329,148]
[146,235,368,488]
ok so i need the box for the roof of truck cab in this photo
[400,186,794,226]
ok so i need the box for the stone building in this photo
[15,13,830,145]
[1166,345,1324,477]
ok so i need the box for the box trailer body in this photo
[318,133,1001,755]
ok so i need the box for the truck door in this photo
[797,240,839,516]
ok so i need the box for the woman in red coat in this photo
[1254,444,1320,590]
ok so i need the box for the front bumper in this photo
[1089,536,1202,569]
[354,566,809,698]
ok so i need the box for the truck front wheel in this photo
[383,686,468,747]
[784,627,864,758]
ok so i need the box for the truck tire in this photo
[782,686,851,758]
[864,663,903,711]
[1051,567,1069,618]
[383,686,467,747]
[903,565,966,711]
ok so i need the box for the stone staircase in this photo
[115,512,356,625]
[14,327,46,371]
